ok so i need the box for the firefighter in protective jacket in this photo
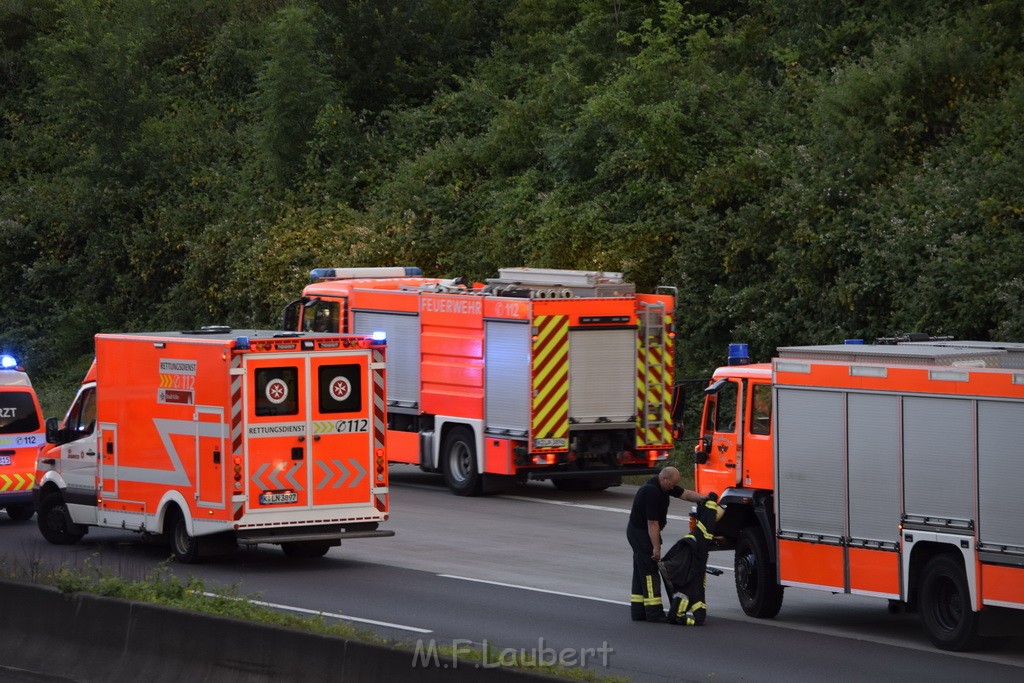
[627,466,706,622]
[659,492,724,625]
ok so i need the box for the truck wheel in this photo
[37,493,84,545]
[167,508,202,564]
[919,554,984,651]
[442,426,482,496]
[281,541,331,559]
[735,526,784,618]
[5,503,35,521]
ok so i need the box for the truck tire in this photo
[919,554,984,651]
[281,541,332,559]
[442,426,482,496]
[5,503,35,521]
[167,508,202,564]
[37,492,84,545]
[735,526,784,618]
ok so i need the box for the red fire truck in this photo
[695,341,1024,650]
[282,267,676,495]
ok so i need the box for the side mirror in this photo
[45,417,65,445]
[693,436,710,465]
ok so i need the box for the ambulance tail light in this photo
[375,448,386,483]
[233,456,243,491]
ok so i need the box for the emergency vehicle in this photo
[34,327,393,562]
[0,354,44,521]
[695,341,1024,650]
[281,267,676,495]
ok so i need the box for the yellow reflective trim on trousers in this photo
[645,575,656,599]
[644,597,662,606]
[691,601,707,611]
[631,594,644,603]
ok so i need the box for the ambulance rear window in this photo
[318,364,362,414]
[255,367,299,416]
[0,391,41,433]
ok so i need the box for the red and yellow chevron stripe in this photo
[636,312,674,448]
[531,315,569,451]
[0,472,35,492]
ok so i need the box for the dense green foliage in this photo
[3,0,1023,391]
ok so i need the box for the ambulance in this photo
[0,354,44,521]
[34,327,393,562]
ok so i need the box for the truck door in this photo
[244,356,312,511]
[58,383,100,517]
[696,377,743,494]
[308,354,375,506]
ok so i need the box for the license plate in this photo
[534,438,567,449]
[0,455,10,466]
[259,491,297,505]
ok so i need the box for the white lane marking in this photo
[200,592,432,634]
[440,574,627,605]
[501,494,691,521]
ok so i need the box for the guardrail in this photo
[0,580,560,682]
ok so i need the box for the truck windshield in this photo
[0,391,41,433]
[302,299,342,333]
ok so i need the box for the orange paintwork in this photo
[778,539,845,589]
[848,547,900,596]
[775,362,1024,399]
[484,438,516,475]
[40,330,388,538]
[981,564,1024,606]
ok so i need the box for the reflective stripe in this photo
[691,601,707,611]
[531,315,570,448]
[631,593,644,604]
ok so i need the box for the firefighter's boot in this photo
[630,595,647,621]
[645,604,668,623]
[667,593,689,625]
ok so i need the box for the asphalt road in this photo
[2,469,1023,682]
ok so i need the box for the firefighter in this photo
[627,466,706,622]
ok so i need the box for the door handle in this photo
[85,451,96,457]
[725,463,736,469]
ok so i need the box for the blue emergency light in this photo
[0,354,18,370]
[727,343,750,366]
[235,337,251,350]
[371,330,387,343]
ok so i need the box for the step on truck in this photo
[0,354,44,521]
[695,341,1024,650]
[34,327,393,562]
[281,267,677,495]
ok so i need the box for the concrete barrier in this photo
[0,580,562,682]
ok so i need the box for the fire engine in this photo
[281,267,676,495]
[0,354,44,521]
[695,340,1024,650]
[34,327,393,562]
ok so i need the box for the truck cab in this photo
[0,354,44,521]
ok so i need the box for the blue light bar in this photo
[235,337,251,350]
[0,354,18,370]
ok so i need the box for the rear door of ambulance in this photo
[243,350,376,516]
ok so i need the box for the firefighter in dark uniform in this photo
[627,466,706,622]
